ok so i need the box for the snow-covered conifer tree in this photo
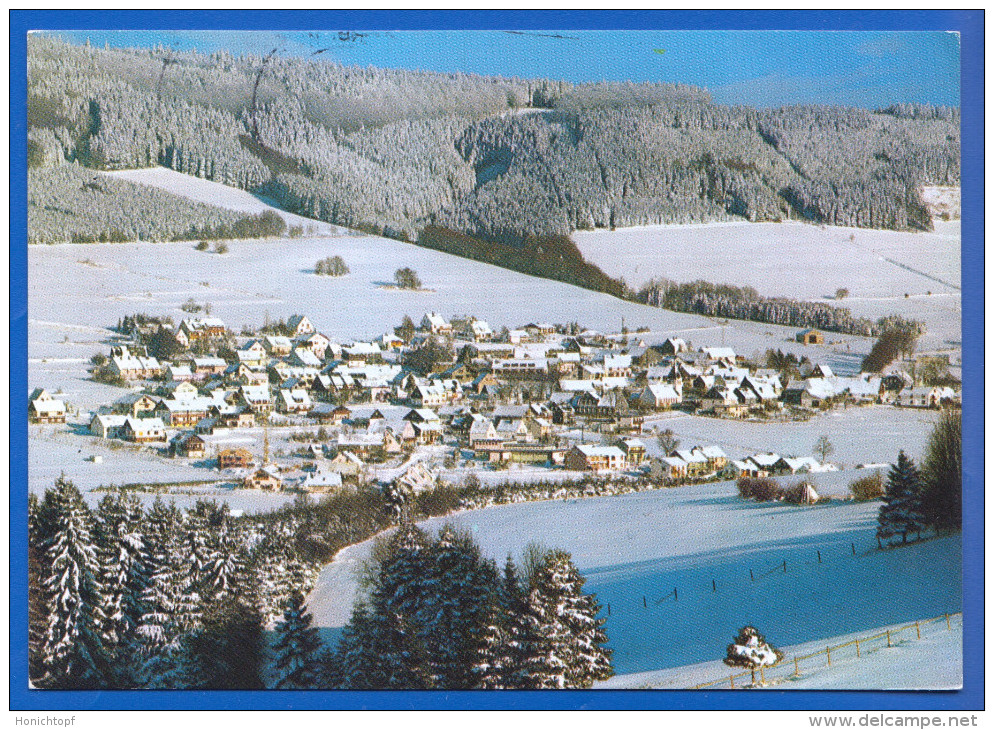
[39,477,110,688]
[271,593,326,689]
[420,525,500,688]
[136,499,200,687]
[471,555,529,689]
[518,549,613,689]
[877,450,927,544]
[94,493,150,687]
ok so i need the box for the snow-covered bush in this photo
[849,472,885,501]
[736,477,783,502]
[724,626,785,675]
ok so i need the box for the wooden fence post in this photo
[826,647,831,667]
[945,613,951,630]
[855,638,860,658]
[852,542,857,555]
[886,630,891,647]
[607,603,611,616]
[730,675,735,689]
[877,535,882,549]
[750,568,754,581]
[817,550,821,564]
[643,596,647,608]
[674,587,678,602]
[916,620,921,639]
[712,579,717,593]
[760,666,765,685]
[783,560,787,573]
[793,656,799,677]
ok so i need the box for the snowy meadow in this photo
[307,481,961,688]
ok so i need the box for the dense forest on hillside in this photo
[28,35,959,250]
[28,164,286,243]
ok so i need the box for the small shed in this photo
[796,329,825,345]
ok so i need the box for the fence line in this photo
[616,538,946,616]
[627,543,872,614]
[688,612,962,690]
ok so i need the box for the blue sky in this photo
[44,29,960,108]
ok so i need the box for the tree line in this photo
[28,476,612,690]
[28,480,316,688]
[636,278,913,337]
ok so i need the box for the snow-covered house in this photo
[395,461,436,494]
[287,314,316,337]
[217,448,255,469]
[700,346,737,363]
[745,453,781,477]
[328,451,365,479]
[277,388,313,415]
[192,356,227,377]
[176,317,226,347]
[564,444,627,472]
[420,312,452,335]
[290,347,323,368]
[673,449,709,475]
[121,417,167,443]
[237,340,269,367]
[619,438,647,465]
[300,469,344,493]
[90,413,127,439]
[298,332,332,360]
[658,337,688,355]
[165,364,195,382]
[659,455,689,479]
[462,318,494,342]
[239,385,274,413]
[637,383,682,410]
[244,465,283,491]
[29,388,67,423]
[170,433,206,459]
[263,335,293,357]
[108,353,163,381]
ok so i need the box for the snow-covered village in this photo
[24,30,964,693]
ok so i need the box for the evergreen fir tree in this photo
[414,526,500,688]
[94,493,150,687]
[28,493,49,684]
[180,597,266,689]
[28,541,48,685]
[137,499,201,686]
[271,593,325,689]
[724,625,784,685]
[877,450,927,544]
[333,603,382,689]
[95,494,149,647]
[39,477,110,688]
[518,550,613,689]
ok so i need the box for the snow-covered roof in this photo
[575,445,625,458]
[749,453,781,467]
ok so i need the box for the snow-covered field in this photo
[306,481,961,688]
[27,425,301,512]
[641,405,941,468]
[599,614,962,690]
[574,217,962,351]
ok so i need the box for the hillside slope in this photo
[306,481,962,686]
[29,35,959,249]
